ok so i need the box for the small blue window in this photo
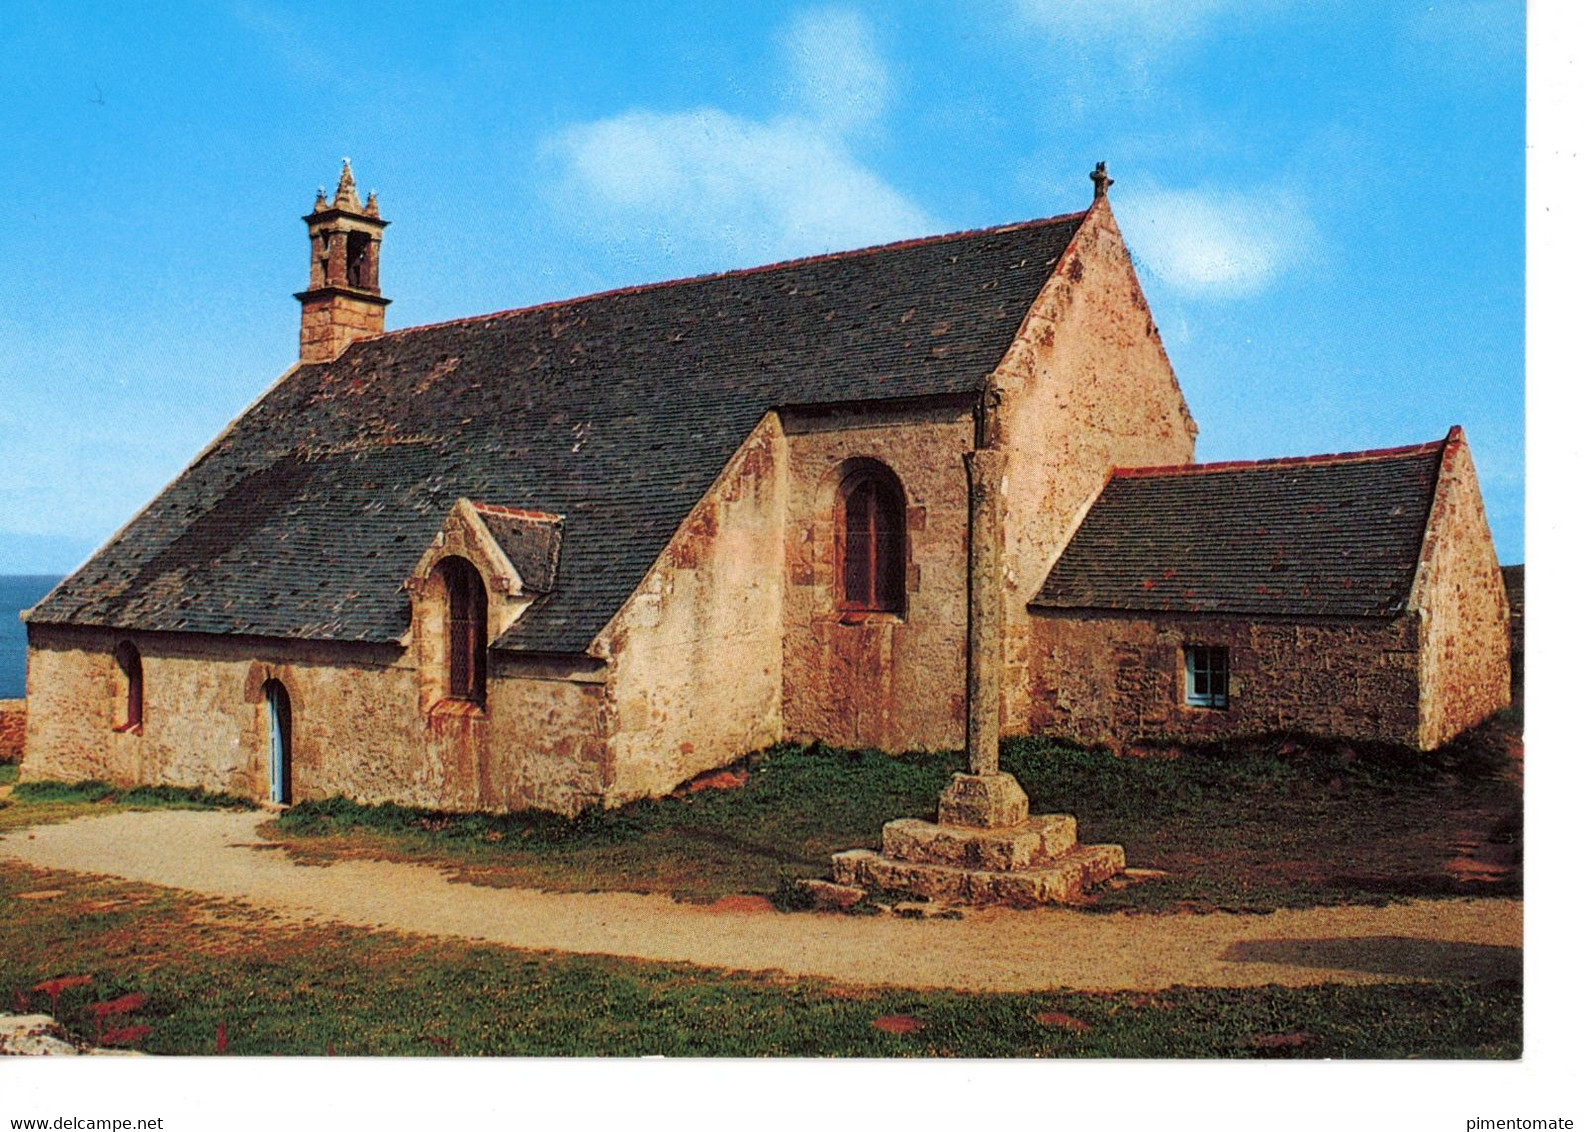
[1185,645,1229,709]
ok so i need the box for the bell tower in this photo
[295,160,390,363]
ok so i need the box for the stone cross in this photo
[935,445,1029,831]
[963,448,1006,778]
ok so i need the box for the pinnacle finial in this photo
[333,159,360,209]
[313,186,328,212]
[364,190,379,217]
[1090,160,1113,200]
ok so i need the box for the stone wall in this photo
[1411,432,1512,746]
[780,400,975,752]
[594,415,788,802]
[1026,611,1423,749]
[22,624,607,815]
[989,197,1199,733]
[0,700,24,763]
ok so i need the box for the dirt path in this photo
[1,810,1522,993]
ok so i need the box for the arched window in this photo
[113,641,143,732]
[438,557,488,704]
[838,466,906,614]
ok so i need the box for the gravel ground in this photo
[1,809,1522,993]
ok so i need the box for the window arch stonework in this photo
[835,464,907,616]
[437,556,488,706]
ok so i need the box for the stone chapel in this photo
[20,163,1511,815]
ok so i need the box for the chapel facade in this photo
[19,163,1510,814]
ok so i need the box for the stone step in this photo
[831,843,1126,906]
[880,814,1078,871]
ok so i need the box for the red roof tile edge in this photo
[1111,427,1460,480]
[372,211,1093,343]
[472,502,561,522]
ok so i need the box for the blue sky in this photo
[0,1,1524,572]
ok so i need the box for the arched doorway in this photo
[263,679,293,805]
[821,458,910,746]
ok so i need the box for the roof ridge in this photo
[1112,435,1450,480]
[372,210,1091,343]
[473,502,561,522]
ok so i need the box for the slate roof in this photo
[1031,437,1450,619]
[473,504,562,595]
[29,212,1084,653]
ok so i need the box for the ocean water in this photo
[1,575,61,699]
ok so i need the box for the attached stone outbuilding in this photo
[1027,429,1510,751]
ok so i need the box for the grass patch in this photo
[0,763,16,787]
[268,713,1521,911]
[0,860,1520,1057]
[0,779,251,834]
[1001,725,1522,912]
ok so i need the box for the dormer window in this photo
[438,557,487,705]
[837,465,906,615]
[113,641,143,732]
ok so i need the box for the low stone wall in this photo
[1026,611,1423,750]
[0,699,24,763]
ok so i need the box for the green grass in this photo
[0,860,1520,1058]
[1003,726,1522,911]
[0,763,17,787]
[267,717,1522,911]
[0,778,251,834]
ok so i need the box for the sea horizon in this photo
[1,574,62,699]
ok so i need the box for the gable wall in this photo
[1026,611,1422,749]
[594,415,788,803]
[21,624,608,815]
[780,401,975,752]
[1411,436,1511,746]
[990,199,1199,733]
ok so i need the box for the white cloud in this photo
[539,7,933,272]
[544,111,932,267]
[780,7,890,136]
[1118,183,1318,298]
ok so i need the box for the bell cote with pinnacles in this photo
[295,160,390,363]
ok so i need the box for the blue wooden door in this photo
[265,681,291,804]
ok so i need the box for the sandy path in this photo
[1,809,1522,993]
